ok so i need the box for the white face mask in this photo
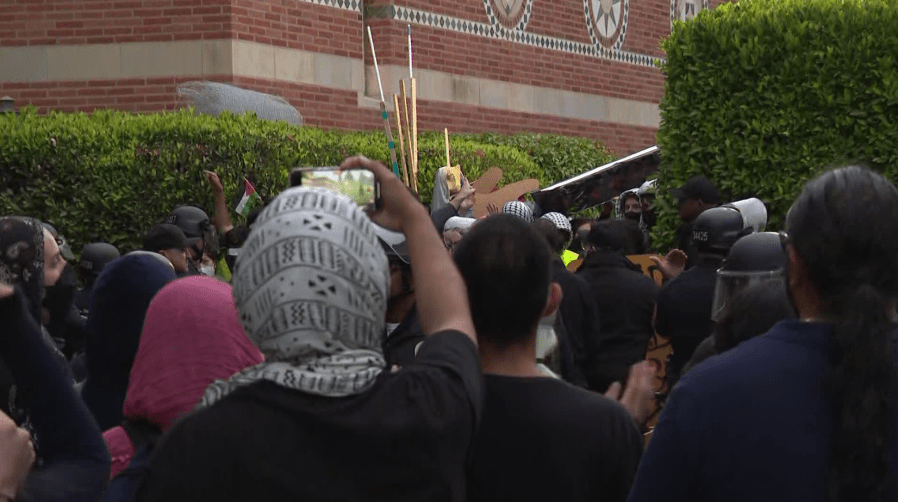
[199,265,216,277]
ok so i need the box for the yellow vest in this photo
[561,250,580,266]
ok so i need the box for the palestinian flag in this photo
[235,178,262,216]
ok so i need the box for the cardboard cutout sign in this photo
[472,179,540,218]
[470,167,503,194]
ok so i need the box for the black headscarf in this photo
[0,216,45,323]
[0,216,46,424]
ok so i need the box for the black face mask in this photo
[43,263,78,324]
[624,212,642,222]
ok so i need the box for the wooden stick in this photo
[367,26,401,177]
[410,77,419,194]
[393,94,410,187]
[444,128,451,167]
[399,80,414,191]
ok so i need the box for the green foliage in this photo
[0,109,608,255]
[655,0,898,249]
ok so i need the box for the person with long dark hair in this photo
[628,166,898,502]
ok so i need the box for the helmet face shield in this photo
[711,269,785,322]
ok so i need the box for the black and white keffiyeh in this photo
[200,187,390,406]
[502,201,534,222]
[540,212,572,233]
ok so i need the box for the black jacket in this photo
[382,304,425,368]
[549,258,596,388]
[654,257,721,378]
[1,287,111,502]
[576,250,658,392]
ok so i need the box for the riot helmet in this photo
[691,207,748,255]
[711,232,788,321]
[164,205,218,261]
[79,243,120,278]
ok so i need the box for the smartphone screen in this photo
[292,167,379,208]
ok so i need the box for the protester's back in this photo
[136,164,482,502]
[576,219,658,392]
[456,215,643,502]
[102,276,263,500]
[82,255,176,431]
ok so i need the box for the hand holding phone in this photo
[290,167,381,212]
[337,156,422,233]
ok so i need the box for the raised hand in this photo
[604,361,656,424]
[204,171,224,193]
[649,249,688,280]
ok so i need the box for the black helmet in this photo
[691,207,748,254]
[165,205,210,243]
[711,232,787,321]
[372,225,410,265]
[79,242,121,277]
[164,205,218,258]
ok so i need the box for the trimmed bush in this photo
[0,109,608,254]
[654,0,898,249]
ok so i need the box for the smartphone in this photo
[290,167,381,210]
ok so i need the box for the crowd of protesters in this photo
[1,149,897,502]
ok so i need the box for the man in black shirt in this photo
[455,215,644,502]
[137,157,482,502]
[577,220,659,393]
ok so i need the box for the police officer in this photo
[680,232,793,375]
[74,242,121,315]
[165,205,218,275]
[654,206,750,386]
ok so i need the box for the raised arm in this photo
[340,156,477,346]
[205,171,235,235]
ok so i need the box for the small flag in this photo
[235,178,262,216]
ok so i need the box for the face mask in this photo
[624,212,641,222]
[199,265,216,277]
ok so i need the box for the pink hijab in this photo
[103,276,263,478]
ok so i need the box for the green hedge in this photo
[0,109,610,255]
[653,0,898,249]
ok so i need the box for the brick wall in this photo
[0,0,232,47]
[1,74,655,155]
[1,0,737,155]
[231,0,363,57]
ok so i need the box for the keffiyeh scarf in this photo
[200,187,390,406]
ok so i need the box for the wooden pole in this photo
[367,26,401,177]
[399,80,415,193]
[410,77,419,194]
[444,128,451,168]
[393,93,410,187]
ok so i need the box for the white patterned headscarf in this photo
[502,201,534,222]
[199,187,390,406]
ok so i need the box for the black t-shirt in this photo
[467,375,643,502]
[136,331,483,502]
